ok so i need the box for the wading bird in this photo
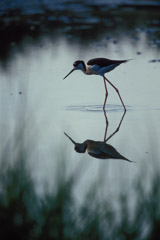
[63,58,129,111]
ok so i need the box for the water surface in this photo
[0,33,160,200]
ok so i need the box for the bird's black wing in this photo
[87,58,127,67]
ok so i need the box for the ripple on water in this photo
[64,104,133,112]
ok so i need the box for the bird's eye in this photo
[73,62,77,67]
[74,146,80,152]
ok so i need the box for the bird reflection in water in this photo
[64,110,135,162]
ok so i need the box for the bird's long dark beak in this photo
[64,132,76,145]
[63,68,75,79]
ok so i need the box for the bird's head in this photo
[63,60,86,79]
[64,132,87,153]
[74,143,87,153]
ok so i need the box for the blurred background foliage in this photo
[0,142,160,240]
[0,0,160,63]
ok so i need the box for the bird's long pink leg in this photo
[105,110,126,142]
[104,76,126,112]
[103,109,109,141]
[103,77,108,110]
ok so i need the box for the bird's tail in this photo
[121,156,137,163]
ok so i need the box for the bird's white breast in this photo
[86,64,100,75]
[86,64,116,76]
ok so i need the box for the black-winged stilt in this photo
[63,57,129,111]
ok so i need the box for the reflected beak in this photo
[63,68,75,79]
[64,132,76,145]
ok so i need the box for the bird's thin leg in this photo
[104,76,126,112]
[105,110,126,142]
[103,77,108,110]
[103,109,109,141]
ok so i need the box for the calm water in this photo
[0,32,160,199]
